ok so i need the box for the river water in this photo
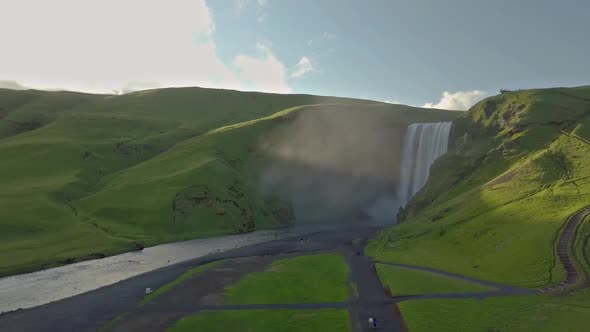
[0,229,295,314]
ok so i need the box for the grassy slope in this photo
[224,254,350,304]
[168,309,351,332]
[369,86,590,331]
[369,86,590,288]
[0,87,458,276]
[375,264,493,296]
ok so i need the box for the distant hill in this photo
[0,87,458,276]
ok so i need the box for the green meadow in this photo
[168,309,351,332]
[225,254,350,304]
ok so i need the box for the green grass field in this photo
[0,87,458,277]
[398,289,590,332]
[375,264,494,296]
[168,309,351,332]
[224,254,350,304]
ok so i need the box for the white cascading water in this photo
[397,122,452,207]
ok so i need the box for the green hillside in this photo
[0,87,457,277]
[369,86,590,328]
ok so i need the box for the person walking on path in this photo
[368,317,378,329]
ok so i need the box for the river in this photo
[0,229,295,314]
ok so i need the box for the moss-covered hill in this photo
[371,85,590,287]
[0,87,457,277]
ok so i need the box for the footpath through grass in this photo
[168,309,351,332]
[375,264,494,296]
[139,260,223,306]
[224,254,350,304]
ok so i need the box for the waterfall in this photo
[397,122,452,207]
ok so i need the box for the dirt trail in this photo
[374,261,529,291]
[106,255,282,332]
[539,206,590,293]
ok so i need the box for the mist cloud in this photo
[258,104,405,224]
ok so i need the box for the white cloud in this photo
[382,100,400,104]
[291,57,315,78]
[0,0,289,94]
[0,80,29,90]
[235,0,266,11]
[322,32,336,39]
[257,14,268,22]
[235,0,247,11]
[307,40,313,47]
[233,43,291,93]
[423,90,489,110]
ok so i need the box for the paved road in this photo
[348,242,405,331]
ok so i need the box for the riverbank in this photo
[0,229,288,314]
[0,225,381,332]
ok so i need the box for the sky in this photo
[1,0,589,110]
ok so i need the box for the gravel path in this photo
[348,243,406,331]
[538,206,590,293]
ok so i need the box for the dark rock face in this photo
[483,101,497,117]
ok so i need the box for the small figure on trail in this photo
[368,317,377,329]
[306,237,309,242]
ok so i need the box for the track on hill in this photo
[539,205,590,293]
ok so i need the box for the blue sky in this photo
[1,0,589,109]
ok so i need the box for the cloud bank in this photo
[234,43,291,93]
[423,90,489,110]
[0,81,29,90]
[0,0,289,94]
